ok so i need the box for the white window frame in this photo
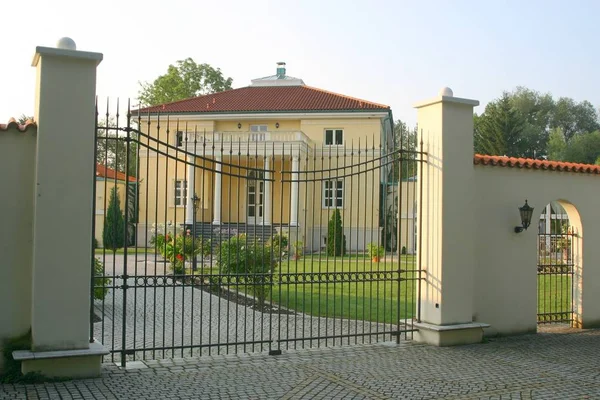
[322,179,344,209]
[324,129,344,146]
[174,179,187,207]
[250,125,268,142]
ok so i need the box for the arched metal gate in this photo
[91,101,426,366]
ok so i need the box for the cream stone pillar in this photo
[264,156,272,225]
[185,159,196,224]
[212,156,222,225]
[13,38,108,377]
[412,87,489,346]
[290,156,300,226]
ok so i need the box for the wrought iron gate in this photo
[537,213,577,325]
[91,101,426,366]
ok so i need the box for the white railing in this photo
[181,130,312,145]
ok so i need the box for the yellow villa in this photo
[133,63,415,253]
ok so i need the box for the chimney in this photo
[276,62,286,78]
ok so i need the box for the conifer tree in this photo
[327,209,346,256]
[103,187,125,253]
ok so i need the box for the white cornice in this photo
[413,96,479,109]
[136,111,389,122]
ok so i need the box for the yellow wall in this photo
[141,116,382,149]
[300,118,382,148]
[137,154,213,225]
[215,120,301,132]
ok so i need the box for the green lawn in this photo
[538,274,572,320]
[270,256,418,324]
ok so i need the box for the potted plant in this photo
[292,241,304,260]
[367,243,384,263]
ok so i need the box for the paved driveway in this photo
[2,327,600,399]
[93,254,398,360]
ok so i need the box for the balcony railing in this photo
[181,130,312,145]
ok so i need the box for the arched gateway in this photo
[537,201,582,328]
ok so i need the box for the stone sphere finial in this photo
[56,37,77,51]
[439,87,454,97]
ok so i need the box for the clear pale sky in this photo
[2,0,598,127]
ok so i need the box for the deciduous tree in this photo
[138,58,233,106]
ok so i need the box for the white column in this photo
[23,39,108,377]
[413,87,484,346]
[290,156,300,226]
[185,158,195,225]
[212,156,222,225]
[264,156,272,225]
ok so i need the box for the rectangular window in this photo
[250,125,268,132]
[325,129,343,145]
[174,179,187,207]
[176,131,183,147]
[323,180,344,208]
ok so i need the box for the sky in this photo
[1,0,599,127]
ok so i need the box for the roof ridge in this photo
[134,87,246,112]
[473,154,600,175]
[0,118,37,132]
[303,85,390,109]
[96,163,137,182]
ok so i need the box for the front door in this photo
[247,171,264,224]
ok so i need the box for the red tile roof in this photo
[474,154,600,174]
[134,86,390,114]
[96,164,136,182]
[0,117,36,132]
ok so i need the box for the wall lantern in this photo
[275,122,280,128]
[192,194,201,213]
[514,200,534,233]
[237,123,242,129]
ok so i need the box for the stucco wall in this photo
[0,126,36,369]
[473,165,600,335]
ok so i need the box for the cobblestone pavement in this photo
[2,327,600,399]
[94,255,400,361]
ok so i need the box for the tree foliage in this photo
[17,115,34,125]
[559,131,600,164]
[474,93,525,156]
[327,209,346,257]
[391,120,418,181]
[474,87,600,160]
[96,117,138,178]
[138,58,233,106]
[103,187,125,253]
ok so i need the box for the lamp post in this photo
[192,194,200,270]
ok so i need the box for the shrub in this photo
[327,209,346,256]
[292,241,304,259]
[401,246,407,255]
[102,187,125,253]
[153,231,211,275]
[367,243,384,259]
[93,258,111,300]
[269,232,289,257]
[216,234,277,308]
